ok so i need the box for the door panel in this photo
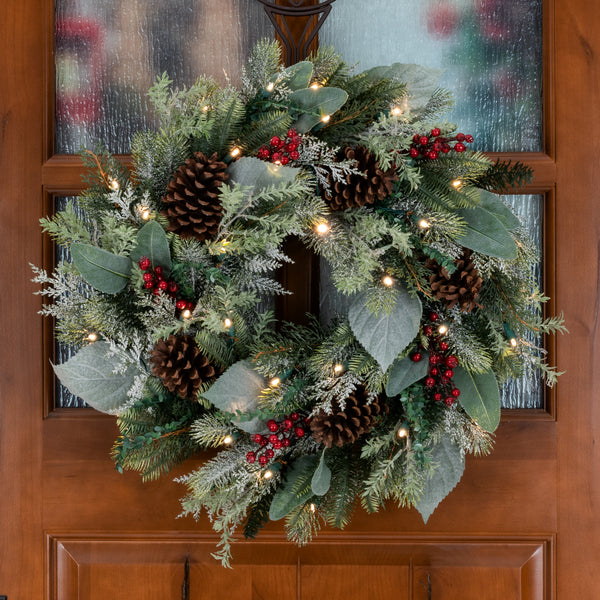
[2,0,599,598]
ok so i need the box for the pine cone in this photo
[150,334,219,399]
[310,386,387,448]
[427,249,483,312]
[323,145,398,211]
[162,152,228,241]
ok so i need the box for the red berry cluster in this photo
[246,412,310,465]
[409,129,474,160]
[411,312,461,406]
[138,256,193,314]
[256,129,302,165]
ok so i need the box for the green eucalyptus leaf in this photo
[453,367,501,432]
[52,341,138,414]
[456,205,518,260]
[130,220,172,275]
[386,353,429,397]
[269,455,318,521]
[363,63,444,109]
[348,286,422,372]
[477,189,521,231]
[227,156,301,194]
[202,360,266,434]
[415,437,465,523]
[288,86,348,133]
[71,242,132,294]
[282,61,313,91]
[311,450,332,496]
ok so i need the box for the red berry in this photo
[441,146,451,154]
[283,418,294,430]
[271,152,282,163]
[252,434,263,444]
[176,300,187,310]
[286,143,298,152]
[428,150,438,160]
[429,354,441,365]
[290,412,299,421]
[259,437,268,447]
[282,437,290,447]
[430,367,439,376]
[431,127,441,137]
[246,452,256,463]
[419,136,429,145]
[154,266,163,276]
[295,427,305,438]
[440,377,449,385]
[465,134,474,143]
[139,257,151,270]
[289,150,300,160]
[270,136,282,148]
[451,388,461,398]
[445,356,459,368]
[259,455,269,465]
[280,156,290,165]
[265,448,274,458]
[430,312,440,322]
[144,281,154,289]
[411,352,423,362]
[168,281,178,293]
[413,134,421,143]
[444,369,454,379]
[456,133,466,142]
[439,341,449,351]
[444,397,455,406]
[186,301,194,310]
[143,272,153,282]
[410,148,420,158]
[273,439,283,450]
[287,129,297,138]
[425,377,436,388]
[152,288,161,296]
[267,420,278,432]
[454,142,466,152]
[268,434,279,445]
[423,325,433,337]
[434,393,443,401]
[158,280,168,291]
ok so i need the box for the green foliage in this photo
[475,158,534,193]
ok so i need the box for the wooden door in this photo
[1,0,598,597]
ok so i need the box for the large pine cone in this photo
[150,334,218,399]
[324,145,398,211]
[162,152,228,241]
[427,249,483,312]
[310,386,387,448]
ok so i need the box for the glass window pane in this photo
[319,0,543,152]
[55,0,273,154]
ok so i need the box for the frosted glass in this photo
[55,0,273,154]
[319,195,544,409]
[320,0,543,152]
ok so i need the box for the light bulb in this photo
[87,333,98,342]
[310,503,316,512]
[391,106,402,116]
[230,147,241,158]
[333,364,344,374]
[266,82,274,92]
[182,309,192,319]
[310,82,321,90]
[270,377,281,387]
[382,275,394,287]
[510,338,518,347]
[452,179,463,189]
[418,219,431,229]
[202,105,209,112]
[263,469,273,480]
[397,427,408,438]
[140,207,151,220]
[438,324,448,335]
[315,222,330,235]
[224,318,232,328]
[108,178,119,191]
[321,114,331,123]
[223,435,233,445]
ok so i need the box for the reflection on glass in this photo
[55,0,273,154]
[320,0,543,152]
[319,195,544,410]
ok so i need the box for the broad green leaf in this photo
[288,86,348,133]
[477,189,520,231]
[71,242,132,294]
[348,286,422,372]
[363,63,444,109]
[311,450,332,496]
[386,354,429,397]
[453,367,501,432]
[415,437,465,523]
[202,360,266,434]
[53,341,138,414]
[282,61,313,91]
[227,157,300,194]
[130,221,172,275]
[456,205,518,260]
[269,455,318,521]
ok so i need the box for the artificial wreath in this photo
[34,41,565,566]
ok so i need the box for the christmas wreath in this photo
[34,41,565,566]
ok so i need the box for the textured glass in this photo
[319,194,544,409]
[54,197,87,408]
[320,0,543,152]
[55,0,273,154]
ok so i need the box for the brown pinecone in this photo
[427,249,483,312]
[310,386,387,448]
[162,151,228,241]
[150,334,218,400]
[323,145,398,211]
